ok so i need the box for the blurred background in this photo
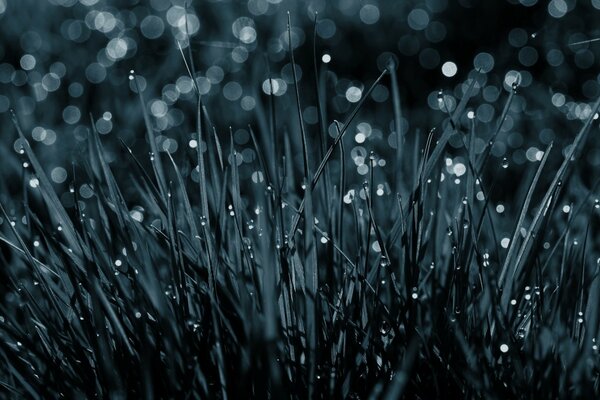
[1,0,600,213]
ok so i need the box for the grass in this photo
[2,14,600,400]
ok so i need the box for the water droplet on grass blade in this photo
[380,256,389,267]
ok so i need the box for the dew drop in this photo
[511,81,519,93]
[380,256,389,268]
[380,321,390,336]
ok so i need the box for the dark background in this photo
[0,0,600,204]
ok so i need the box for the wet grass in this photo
[2,22,600,400]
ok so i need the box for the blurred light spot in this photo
[322,53,331,63]
[232,46,249,63]
[32,127,47,142]
[407,8,430,31]
[106,37,128,60]
[453,163,466,177]
[69,82,84,97]
[251,171,264,183]
[546,49,563,66]
[518,46,538,67]
[355,132,366,143]
[281,63,302,85]
[503,70,521,91]
[508,28,528,47]
[51,167,67,183]
[359,4,380,24]
[500,238,510,248]
[232,17,256,43]
[194,76,211,95]
[223,82,243,101]
[85,62,106,84]
[176,76,194,94]
[96,116,113,134]
[167,6,198,34]
[33,83,48,102]
[476,103,494,123]
[0,63,14,83]
[371,84,389,102]
[248,0,269,15]
[303,106,318,124]
[239,26,257,44]
[141,15,164,39]
[206,65,224,84]
[21,31,42,53]
[63,105,81,124]
[42,73,61,92]
[473,52,494,73]
[43,129,57,145]
[526,147,543,162]
[261,78,287,96]
[280,27,305,50]
[441,61,457,77]
[150,99,168,118]
[241,96,256,111]
[548,0,568,18]
[20,54,36,71]
[345,86,362,103]
[93,11,117,33]
[316,19,336,39]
